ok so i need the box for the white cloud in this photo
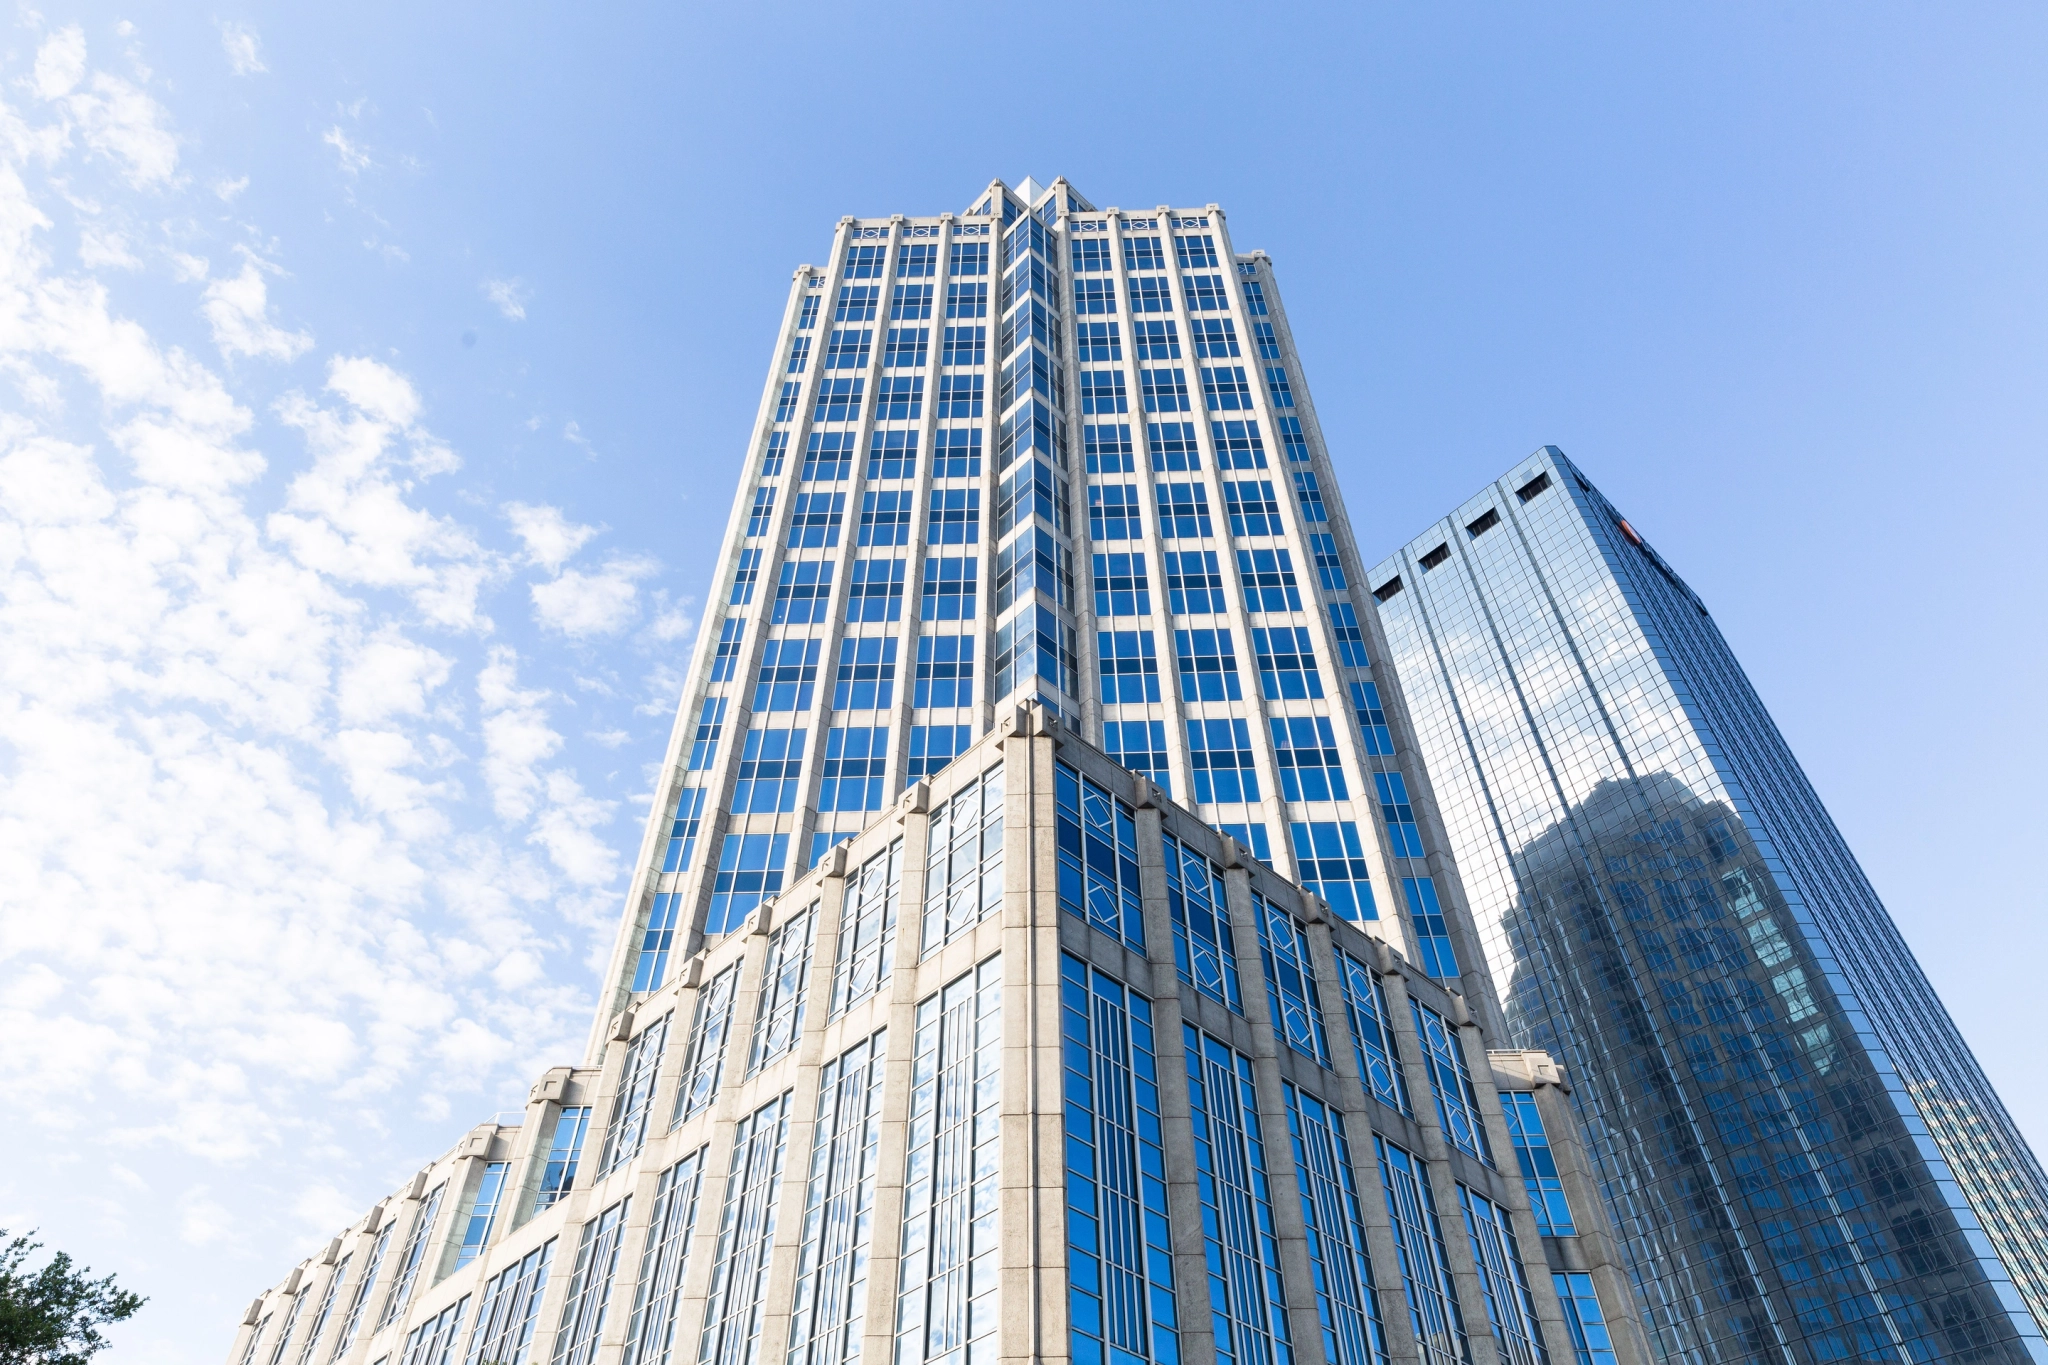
[33,29,180,189]
[219,21,266,76]
[78,224,139,269]
[503,501,597,571]
[482,277,527,321]
[323,126,370,176]
[531,557,658,639]
[199,249,314,362]
[563,418,595,457]
[214,174,249,201]
[32,26,86,100]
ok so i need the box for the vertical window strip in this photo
[675,967,741,1127]
[1501,1095,1574,1236]
[555,1199,632,1365]
[1458,1188,1548,1365]
[749,906,817,1074]
[332,1223,391,1360]
[1337,955,1409,1112]
[922,762,1006,954]
[239,1315,271,1365]
[699,1095,794,1365]
[1164,833,1243,1011]
[456,1161,511,1266]
[831,840,902,1015]
[466,1240,556,1365]
[1551,1274,1618,1365]
[1055,761,1145,948]
[377,1183,446,1331]
[895,958,1003,1365]
[293,1252,350,1365]
[264,1285,307,1365]
[1374,1140,1469,1365]
[1409,1001,1491,1164]
[536,1106,593,1212]
[1253,896,1332,1067]
[1185,1030,1295,1365]
[1283,1085,1390,1365]
[601,1013,674,1176]
[1060,956,1179,1365]
[787,1033,889,1365]
[621,1152,707,1365]
[397,1295,469,1365]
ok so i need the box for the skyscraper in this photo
[594,176,1473,1052]
[1366,446,2048,1363]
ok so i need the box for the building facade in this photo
[1365,447,2048,1363]
[224,717,1650,1365]
[589,177,1482,1060]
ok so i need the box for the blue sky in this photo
[1,2,2042,1358]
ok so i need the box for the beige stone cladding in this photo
[227,705,1648,1365]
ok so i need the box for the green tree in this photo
[0,1231,145,1365]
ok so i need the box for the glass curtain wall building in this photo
[595,177,1478,1055]
[1366,447,2048,1364]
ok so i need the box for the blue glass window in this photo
[946,282,988,318]
[731,547,763,604]
[1290,822,1374,921]
[1459,1189,1547,1365]
[1285,1085,1389,1365]
[920,558,977,621]
[1134,320,1180,360]
[1330,604,1369,668]
[748,907,814,1072]
[940,326,985,367]
[734,727,806,813]
[753,639,820,711]
[1225,480,1283,536]
[1129,276,1172,313]
[907,724,971,779]
[897,242,936,277]
[1252,627,1323,700]
[599,1012,670,1176]
[844,244,886,278]
[1375,1139,1467,1365]
[706,833,788,934]
[1156,482,1212,537]
[914,635,973,708]
[846,558,905,623]
[1165,832,1242,1010]
[1090,483,1142,541]
[1337,953,1407,1108]
[745,487,776,538]
[932,428,982,477]
[835,285,878,321]
[949,240,988,276]
[472,1239,554,1365]
[554,1198,628,1365]
[786,336,811,375]
[1175,234,1220,269]
[1056,761,1144,946]
[1078,322,1122,360]
[883,327,928,367]
[1141,367,1191,412]
[1187,718,1260,804]
[1124,236,1166,270]
[1238,548,1301,612]
[892,283,934,320]
[535,1107,591,1212]
[875,375,923,420]
[1254,896,1332,1067]
[936,373,983,417]
[1203,365,1254,411]
[1278,416,1310,462]
[1104,721,1171,793]
[1094,552,1151,616]
[1098,631,1161,704]
[620,1153,702,1365]
[832,637,896,711]
[1183,274,1229,311]
[1552,1274,1618,1365]
[1402,877,1461,979]
[455,1162,509,1269]
[634,893,684,992]
[1411,999,1490,1163]
[1212,420,1266,469]
[710,617,745,680]
[659,788,709,878]
[1175,628,1242,702]
[1081,369,1129,415]
[1501,1094,1575,1235]
[1074,278,1118,314]
[928,488,980,545]
[1061,957,1180,1365]
[774,561,833,624]
[788,491,845,548]
[688,697,726,770]
[774,382,800,423]
[1241,281,1268,315]
[1165,550,1226,613]
[824,327,871,369]
[785,1035,886,1365]
[1185,1030,1294,1365]
[1072,238,1113,273]
[1265,368,1296,408]
[1350,681,1392,754]
[819,727,887,813]
[1271,717,1349,802]
[797,293,820,330]
[1192,317,1239,357]
[1147,420,1199,470]
[1293,471,1328,522]
[868,430,919,480]
[1373,773,1418,850]
[1216,822,1271,862]
[814,379,864,423]
[804,431,855,480]
[1252,321,1280,359]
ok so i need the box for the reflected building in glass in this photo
[1366,447,2048,1364]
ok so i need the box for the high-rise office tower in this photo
[1365,446,2048,1363]
[595,177,1477,1050]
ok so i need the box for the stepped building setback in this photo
[226,179,2048,1365]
